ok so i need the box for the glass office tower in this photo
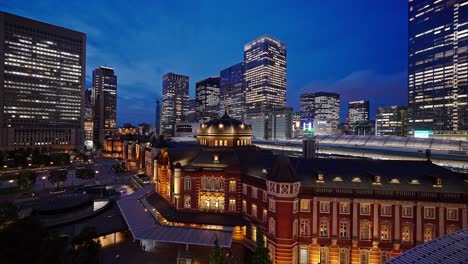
[195,77,220,122]
[161,72,189,137]
[243,35,287,111]
[376,106,408,136]
[300,92,340,128]
[220,62,244,120]
[92,66,117,145]
[0,12,86,150]
[348,100,370,131]
[408,0,468,138]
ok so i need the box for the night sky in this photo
[0,0,408,126]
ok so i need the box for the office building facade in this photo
[244,35,287,111]
[348,100,370,133]
[220,62,244,120]
[92,66,117,145]
[300,92,340,131]
[161,73,189,137]
[0,12,86,150]
[84,89,93,148]
[195,77,220,122]
[376,106,408,136]
[408,0,468,138]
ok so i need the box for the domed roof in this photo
[197,111,252,136]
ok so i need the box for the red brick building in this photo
[132,113,467,264]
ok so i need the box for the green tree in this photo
[209,238,226,264]
[112,162,126,175]
[250,230,272,264]
[68,226,101,264]
[17,171,37,190]
[48,169,68,190]
[76,168,95,179]
[0,202,17,230]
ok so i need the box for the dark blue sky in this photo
[1,0,408,126]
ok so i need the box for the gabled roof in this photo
[267,156,299,183]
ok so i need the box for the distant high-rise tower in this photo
[408,0,468,137]
[92,67,117,145]
[220,62,244,120]
[196,77,220,122]
[84,89,94,144]
[0,12,86,150]
[161,73,189,137]
[348,100,370,132]
[376,106,408,136]
[300,92,340,128]
[244,35,287,111]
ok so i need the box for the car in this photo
[117,188,126,193]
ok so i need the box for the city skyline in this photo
[0,0,408,125]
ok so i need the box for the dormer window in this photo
[213,154,219,163]
[218,123,224,129]
[389,178,400,184]
[373,175,382,185]
[352,177,361,183]
[261,169,268,174]
[240,124,245,129]
[409,179,420,185]
[316,173,325,183]
[333,176,343,182]
[433,177,443,187]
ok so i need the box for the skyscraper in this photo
[92,67,117,145]
[161,73,189,137]
[376,106,408,136]
[220,62,244,120]
[408,0,468,138]
[348,100,370,132]
[300,92,340,128]
[0,12,86,150]
[196,77,220,122]
[84,89,93,147]
[244,35,287,111]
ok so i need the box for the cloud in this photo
[296,70,407,121]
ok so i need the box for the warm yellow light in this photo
[42,176,47,180]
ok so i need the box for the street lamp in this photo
[50,161,54,165]
[3,165,7,169]
[28,163,32,167]
[42,176,47,191]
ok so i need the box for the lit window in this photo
[263,209,267,222]
[447,208,458,220]
[409,179,420,184]
[402,206,413,218]
[320,202,330,213]
[333,176,343,182]
[360,204,370,215]
[352,177,361,183]
[251,225,257,242]
[184,195,191,208]
[424,207,435,219]
[184,177,191,190]
[229,180,236,192]
[340,203,350,214]
[242,200,247,212]
[360,222,371,240]
[229,198,236,211]
[423,225,434,242]
[402,224,412,243]
[390,178,400,184]
[381,205,392,216]
[339,248,349,264]
[380,223,391,241]
[251,204,257,218]
[300,199,310,212]
[339,222,349,238]
[317,173,325,183]
[300,219,310,236]
[447,226,459,234]
[320,220,329,237]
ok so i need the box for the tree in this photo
[0,202,17,230]
[68,226,101,264]
[17,171,37,190]
[209,238,226,264]
[76,168,95,179]
[48,169,68,190]
[112,162,126,175]
[250,230,272,264]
